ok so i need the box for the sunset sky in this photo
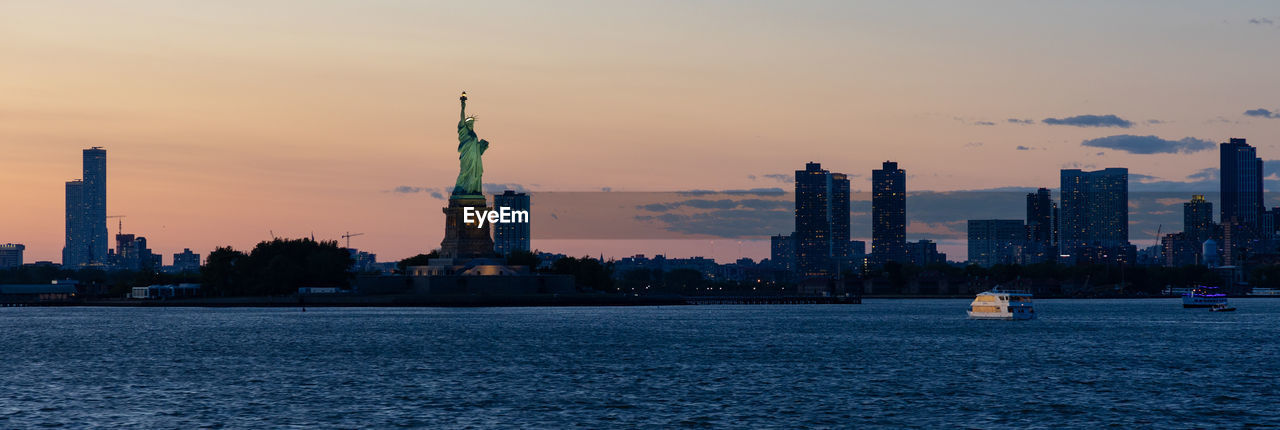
[3,1,1279,263]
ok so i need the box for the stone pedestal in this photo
[440,196,496,259]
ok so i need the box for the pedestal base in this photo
[440,196,497,259]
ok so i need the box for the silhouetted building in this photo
[830,173,851,258]
[849,240,866,257]
[63,180,85,267]
[62,147,107,267]
[492,190,531,255]
[1162,232,1198,267]
[1263,207,1280,240]
[770,233,795,272]
[1059,168,1129,261]
[907,239,945,265]
[112,234,159,271]
[968,219,1025,266]
[1024,188,1057,263]
[1184,195,1214,243]
[173,248,201,272]
[0,244,24,269]
[794,162,850,278]
[1220,138,1263,230]
[872,161,907,264]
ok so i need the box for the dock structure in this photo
[684,295,861,305]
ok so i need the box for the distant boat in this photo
[1209,303,1236,312]
[1182,287,1228,308]
[967,287,1035,320]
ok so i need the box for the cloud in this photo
[1146,119,1164,124]
[678,188,787,197]
[1187,167,1217,181]
[601,187,612,192]
[1007,118,1034,125]
[1042,114,1134,128]
[1249,17,1275,25]
[761,174,794,184]
[1015,145,1036,151]
[746,174,757,181]
[964,142,984,148]
[1080,134,1214,154]
[390,186,447,199]
[973,121,996,126]
[1129,173,1161,182]
[1245,108,1280,119]
[482,183,528,194]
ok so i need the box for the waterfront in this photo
[3,299,1279,428]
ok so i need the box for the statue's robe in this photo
[453,119,488,195]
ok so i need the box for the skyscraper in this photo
[63,179,85,267]
[63,147,107,267]
[830,173,851,259]
[82,147,107,264]
[1024,188,1057,263]
[968,219,1025,267]
[793,162,851,278]
[1026,188,1056,243]
[492,190,531,255]
[872,161,906,264]
[1184,194,1214,244]
[795,162,832,278]
[1059,168,1129,259]
[1220,138,1263,230]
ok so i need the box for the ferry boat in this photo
[967,287,1035,320]
[1182,287,1228,308]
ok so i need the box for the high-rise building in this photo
[1184,195,1214,244]
[1026,188,1056,243]
[492,190,531,255]
[1264,207,1280,240]
[63,180,85,267]
[968,220,1025,266]
[0,244,24,269]
[83,147,107,264]
[770,233,795,272]
[63,147,107,267]
[872,161,907,264]
[830,173,851,259]
[1220,138,1263,230]
[795,162,833,278]
[1024,188,1058,263]
[1059,168,1129,258]
[793,162,851,278]
[113,233,158,271]
[173,248,201,272]
[1161,232,1198,267]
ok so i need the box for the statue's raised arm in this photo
[459,91,468,123]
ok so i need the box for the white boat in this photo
[967,287,1035,320]
[1182,287,1228,308]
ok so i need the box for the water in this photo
[3,299,1279,428]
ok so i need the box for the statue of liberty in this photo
[452,91,489,197]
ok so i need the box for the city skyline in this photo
[3,1,1280,263]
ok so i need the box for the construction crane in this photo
[106,215,126,238]
[341,232,365,249]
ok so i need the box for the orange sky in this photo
[2,1,1279,263]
